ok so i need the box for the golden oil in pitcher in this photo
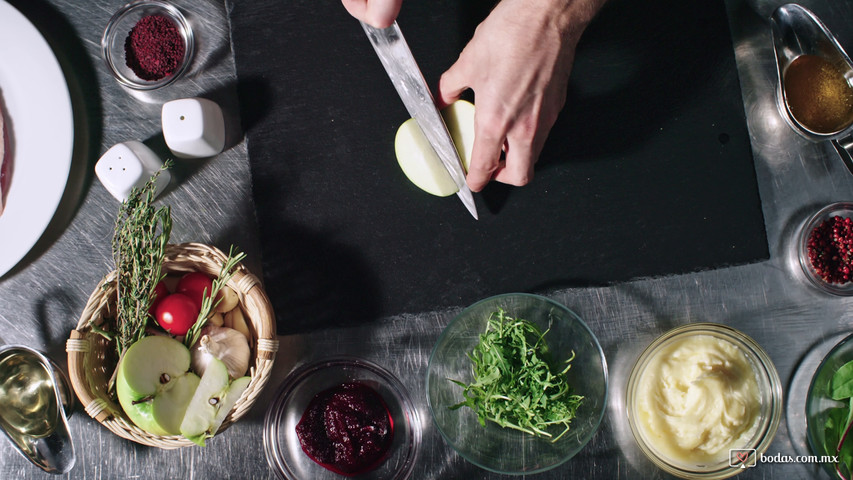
[0,350,60,441]
[0,346,75,474]
[772,4,853,174]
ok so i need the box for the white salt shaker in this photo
[161,97,225,158]
[95,141,170,202]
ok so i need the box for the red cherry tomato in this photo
[176,272,214,311]
[148,281,170,317]
[155,293,199,336]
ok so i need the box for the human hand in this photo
[341,0,402,29]
[438,0,606,191]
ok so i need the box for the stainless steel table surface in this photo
[1,0,852,478]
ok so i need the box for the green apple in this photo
[180,356,250,446]
[115,335,201,436]
[394,99,475,196]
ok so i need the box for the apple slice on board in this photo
[394,100,475,197]
[116,335,201,436]
[180,356,251,446]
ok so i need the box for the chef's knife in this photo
[360,21,478,220]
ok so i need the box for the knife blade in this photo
[360,21,478,220]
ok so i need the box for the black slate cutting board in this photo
[230,0,768,334]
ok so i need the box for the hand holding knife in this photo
[360,21,479,220]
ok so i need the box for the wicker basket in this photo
[66,242,278,449]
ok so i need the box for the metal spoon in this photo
[771,3,853,174]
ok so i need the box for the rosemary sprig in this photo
[111,163,172,358]
[183,246,247,348]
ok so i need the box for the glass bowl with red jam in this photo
[101,0,194,90]
[264,357,421,480]
[797,202,853,295]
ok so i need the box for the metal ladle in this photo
[0,344,76,474]
[771,3,853,174]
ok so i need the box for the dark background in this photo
[230,0,769,334]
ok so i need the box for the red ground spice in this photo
[124,15,185,81]
[807,215,853,284]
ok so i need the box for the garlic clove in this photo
[207,311,224,327]
[215,285,239,313]
[190,325,251,379]
[224,307,252,346]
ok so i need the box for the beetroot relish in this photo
[807,215,853,284]
[295,382,394,476]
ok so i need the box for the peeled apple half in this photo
[394,100,475,197]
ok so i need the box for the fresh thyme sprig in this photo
[183,246,247,348]
[111,162,172,358]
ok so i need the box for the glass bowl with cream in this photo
[626,323,782,479]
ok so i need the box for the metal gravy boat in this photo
[0,344,76,474]
[771,3,853,173]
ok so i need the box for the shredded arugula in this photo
[449,309,583,442]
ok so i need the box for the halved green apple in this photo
[115,335,201,436]
[394,99,475,196]
[180,356,250,446]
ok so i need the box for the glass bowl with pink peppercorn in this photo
[797,202,853,295]
[101,0,194,90]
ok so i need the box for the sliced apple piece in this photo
[180,356,251,446]
[394,99,475,196]
[115,335,201,436]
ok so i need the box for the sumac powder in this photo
[124,14,185,81]
[807,215,853,284]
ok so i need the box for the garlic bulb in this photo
[190,325,251,378]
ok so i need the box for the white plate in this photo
[0,1,74,277]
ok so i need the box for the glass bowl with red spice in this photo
[797,202,853,295]
[263,357,422,480]
[101,0,194,90]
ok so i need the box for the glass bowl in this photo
[101,0,194,90]
[263,357,421,480]
[797,202,853,296]
[626,323,782,479]
[426,293,608,475]
[806,332,853,479]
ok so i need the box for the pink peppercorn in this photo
[124,15,185,81]
[807,215,853,284]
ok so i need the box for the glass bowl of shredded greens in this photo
[426,293,607,475]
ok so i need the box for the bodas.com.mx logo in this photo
[730,449,757,469]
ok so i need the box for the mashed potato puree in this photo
[633,334,760,465]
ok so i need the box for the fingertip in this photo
[365,0,401,28]
[437,64,466,109]
[365,14,395,29]
[466,136,503,192]
[341,0,367,21]
[494,148,535,187]
[467,176,488,193]
[493,167,534,187]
